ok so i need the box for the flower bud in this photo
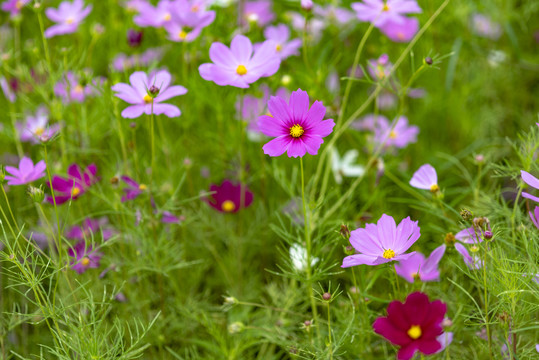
[228,321,244,334]
[340,224,350,240]
[344,245,355,255]
[441,318,453,328]
[460,209,473,221]
[148,85,160,96]
[425,57,433,65]
[301,0,313,11]
[484,230,493,240]
[127,29,143,47]
[223,296,238,306]
[322,292,331,301]
[444,232,456,245]
[110,176,119,184]
[28,185,45,203]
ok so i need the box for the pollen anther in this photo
[289,124,304,138]
[382,249,395,259]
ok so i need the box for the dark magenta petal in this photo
[373,317,411,346]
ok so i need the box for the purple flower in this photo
[111,48,164,72]
[161,211,183,224]
[521,170,539,202]
[455,226,485,244]
[4,156,46,186]
[112,70,187,118]
[342,214,420,267]
[206,180,253,213]
[66,218,114,241]
[261,24,302,60]
[54,72,101,104]
[243,0,274,27]
[127,28,143,47]
[395,245,446,283]
[164,0,216,42]
[436,332,454,354]
[46,163,98,205]
[199,34,281,88]
[374,116,419,149]
[68,241,103,274]
[1,0,31,17]
[289,12,325,42]
[0,76,16,103]
[410,164,439,192]
[44,0,92,38]
[351,0,421,28]
[259,89,335,158]
[367,54,392,80]
[134,0,174,28]
[351,114,388,131]
[471,13,502,40]
[380,17,419,42]
[301,0,312,11]
[120,175,147,202]
[452,229,483,270]
[313,4,355,24]
[16,106,60,144]
[529,206,539,229]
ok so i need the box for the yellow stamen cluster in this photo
[236,65,248,75]
[430,184,440,193]
[65,17,75,24]
[71,187,81,197]
[289,124,304,138]
[389,130,397,139]
[34,127,45,136]
[74,84,84,94]
[382,3,390,11]
[139,184,147,191]
[179,30,188,39]
[163,13,171,21]
[143,94,153,103]
[221,200,236,212]
[276,44,282,52]
[412,272,421,281]
[407,325,422,339]
[81,257,91,266]
[382,249,395,259]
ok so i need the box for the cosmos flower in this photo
[471,13,502,40]
[0,76,16,102]
[373,292,447,360]
[44,0,92,38]
[164,0,216,42]
[331,149,365,184]
[1,0,31,17]
[351,0,421,28]
[380,17,419,42]
[111,48,164,72]
[289,243,319,272]
[16,106,60,144]
[409,164,439,192]
[259,89,335,158]
[54,72,101,104]
[68,241,103,274]
[111,70,187,118]
[289,12,325,42]
[313,3,355,25]
[120,176,147,202]
[206,180,253,213]
[374,116,419,150]
[395,245,446,283]
[243,0,274,27]
[199,34,281,88]
[65,218,114,241]
[133,0,175,28]
[351,114,389,131]
[529,206,539,230]
[301,0,312,11]
[447,227,485,270]
[161,211,183,224]
[4,156,46,186]
[127,28,143,47]
[46,163,98,205]
[520,170,539,202]
[342,214,419,267]
[367,54,393,80]
[261,24,302,60]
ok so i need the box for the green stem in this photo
[327,301,332,359]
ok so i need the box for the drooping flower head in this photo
[112,70,187,118]
[342,214,420,267]
[68,241,103,274]
[44,0,92,38]
[120,176,147,202]
[259,89,335,158]
[199,34,281,88]
[243,0,274,27]
[2,0,31,17]
[409,164,439,193]
[4,156,46,186]
[66,218,114,241]
[373,292,447,360]
[351,0,421,27]
[395,245,446,283]
[261,24,302,60]
[206,180,253,213]
[16,106,60,144]
[47,163,98,205]
[380,16,419,42]
[451,226,486,270]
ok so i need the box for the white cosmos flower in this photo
[331,149,365,184]
[290,243,318,272]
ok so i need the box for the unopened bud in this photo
[148,85,160,96]
[301,0,313,11]
[345,245,355,255]
[460,209,473,221]
[28,185,45,203]
[340,224,350,240]
[322,292,331,301]
[441,318,453,328]
[223,296,238,306]
[484,230,493,240]
[425,57,433,65]
[127,28,143,47]
[228,322,244,334]
[110,176,119,184]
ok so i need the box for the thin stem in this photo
[327,301,333,359]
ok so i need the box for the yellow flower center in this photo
[236,65,248,75]
[66,16,75,24]
[16,0,22,9]
[74,84,84,94]
[191,5,199,12]
[221,200,236,212]
[276,44,282,52]
[178,30,188,39]
[397,32,405,40]
[163,13,171,21]
[143,94,153,103]
[34,127,45,136]
[289,124,304,138]
[71,187,81,197]
[138,184,147,191]
[382,3,390,11]
[81,257,90,267]
[407,325,422,339]
[412,272,420,281]
[382,249,395,259]
[389,130,397,139]
[430,184,440,193]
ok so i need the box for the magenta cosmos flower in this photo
[342,214,419,267]
[409,164,439,192]
[66,217,114,241]
[4,156,46,186]
[69,241,103,274]
[529,206,539,230]
[373,292,446,360]
[44,0,92,38]
[520,170,539,202]
[199,34,281,88]
[120,175,147,202]
[2,0,31,17]
[351,0,421,28]
[134,0,174,28]
[380,17,419,42]
[395,245,445,283]
[206,180,253,213]
[47,163,98,205]
[259,89,335,158]
[16,106,60,144]
[112,70,187,118]
[261,24,302,60]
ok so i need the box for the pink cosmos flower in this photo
[351,114,388,131]
[380,17,419,42]
[4,156,46,185]
[164,0,216,42]
[313,3,355,24]
[471,13,502,40]
[301,0,312,11]
[46,163,98,205]
[0,76,16,102]
[69,241,103,274]
[261,24,302,60]
[66,218,114,241]
[54,72,101,104]
[351,0,421,28]
[367,54,393,80]
[111,48,164,72]
[409,164,439,192]
[16,106,60,144]
[520,170,539,202]
[374,116,419,149]
[206,180,253,213]
[44,0,92,38]
[342,214,419,267]
[111,70,187,118]
[120,176,147,202]
[450,228,484,270]
[243,0,274,27]
[529,206,539,229]
[395,245,446,283]
[134,0,174,28]
[289,12,325,42]
[1,0,31,17]
[199,34,281,88]
[373,292,446,360]
[161,211,183,224]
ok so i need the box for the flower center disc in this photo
[382,3,390,11]
[221,200,236,212]
[139,184,147,191]
[66,17,75,24]
[34,127,45,136]
[382,249,395,259]
[389,130,397,139]
[143,94,153,103]
[71,187,81,197]
[430,184,440,193]
[179,30,188,39]
[81,257,90,267]
[407,325,422,339]
[236,65,248,75]
[289,124,304,138]
[276,44,282,52]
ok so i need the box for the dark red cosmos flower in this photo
[206,180,253,213]
[373,292,447,360]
